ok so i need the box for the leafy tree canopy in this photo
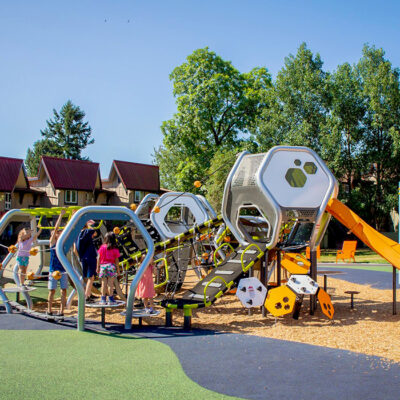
[155,47,271,192]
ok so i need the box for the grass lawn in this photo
[318,249,389,264]
[0,329,237,400]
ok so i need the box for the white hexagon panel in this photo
[286,274,318,295]
[236,277,267,308]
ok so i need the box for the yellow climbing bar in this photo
[154,257,169,289]
[213,242,235,267]
[241,243,264,273]
[203,275,232,307]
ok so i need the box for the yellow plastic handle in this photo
[213,243,235,267]
[154,257,169,289]
[203,275,230,306]
[241,243,263,272]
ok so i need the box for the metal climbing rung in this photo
[188,294,210,300]
[215,270,234,275]
[201,282,222,288]
[237,250,257,254]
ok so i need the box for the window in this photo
[65,190,78,204]
[134,190,143,203]
[4,193,11,210]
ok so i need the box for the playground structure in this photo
[1,145,400,331]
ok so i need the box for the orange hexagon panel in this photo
[264,286,296,317]
[318,288,334,319]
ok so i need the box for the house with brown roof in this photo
[102,160,161,206]
[29,156,112,207]
[0,156,43,215]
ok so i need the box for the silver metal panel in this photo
[196,195,217,219]
[136,193,159,220]
[150,192,210,240]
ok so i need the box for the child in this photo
[16,227,42,288]
[74,220,98,302]
[97,232,121,305]
[48,209,68,320]
[136,254,157,314]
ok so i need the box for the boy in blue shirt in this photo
[74,220,98,302]
[47,209,68,320]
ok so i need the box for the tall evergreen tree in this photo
[26,101,94,175]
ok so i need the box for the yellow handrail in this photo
[215,227,229,245]
[154,257,169,289]
[213,242,235,267]
[240,243,263,273]
[203,275,232,306]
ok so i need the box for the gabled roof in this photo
[39,156,101,191]
[0,157,28,192]
[111,160,160,192]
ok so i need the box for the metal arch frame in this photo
[0,209,45,312]
[257,146,338,251]
[196,195,217,219]
[150,192,210,240]
[56,206,154,331]
[221,151,280,248]
[221,151,249,247]
[135,193,160,219]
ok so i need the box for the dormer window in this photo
[4,193,11,210]
[65,190,78,204]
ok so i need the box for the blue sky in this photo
[1,0,399,176]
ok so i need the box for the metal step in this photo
[214,270,234,275]
[188,293,209,300]
[201,282,222,288]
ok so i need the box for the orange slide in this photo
[326,198,400,270]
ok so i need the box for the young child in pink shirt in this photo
[16,227,42,287]
[96,232,121,305]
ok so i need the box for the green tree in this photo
[155,47,271,191]
[205,148,241,210]
[323,63,366,206]
[25,139,64,176]
[26,100,94,175]
[355,45,400,229]
[255,43,331,153]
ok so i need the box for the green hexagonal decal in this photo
[285,168,307,187]
[304,162,317,174]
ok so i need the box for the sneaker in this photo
[149,309,158,315]
[145,308,151,314]
[58,313,64,322]
[85,297,95,304]
[99,300,107,306]
[108,300,118,306]
[46,311,54,320]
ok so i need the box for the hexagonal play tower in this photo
[221,146,338,249]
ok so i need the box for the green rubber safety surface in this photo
[0,330,239,400]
